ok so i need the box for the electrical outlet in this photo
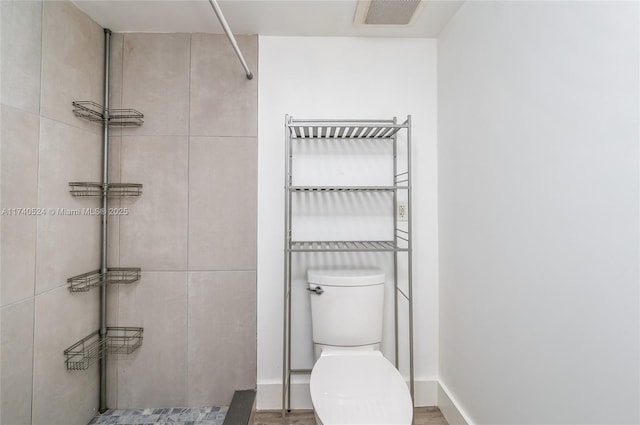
[397,201,408,222]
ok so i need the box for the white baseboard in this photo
[437,381,473,425]
[413,379,438,407]
[257,381,313,410]
[256,379,438,411]
[258,378,473,425]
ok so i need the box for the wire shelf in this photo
[290,186,400,192]
[64,327,143,370]
[106,327,143,355]
[69,182,143,197]
[288,240,407,252]
[64,331,104,370]
[67,268,141,292]
[287,120,406,140]
[105,183,143,197]
[72,101,144,127]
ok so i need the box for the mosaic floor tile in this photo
[89,406,227,425]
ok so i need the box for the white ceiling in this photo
[72,0,464,37]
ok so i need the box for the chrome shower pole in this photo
[207,0,253,80]
[99,27,111,413]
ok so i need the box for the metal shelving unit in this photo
[66,97,144,369]
[63,30,143,412]
[282,115,414,417]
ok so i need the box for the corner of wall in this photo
[437,381,472,425]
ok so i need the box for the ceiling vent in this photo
[354,0,425,26]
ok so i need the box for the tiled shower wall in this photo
[2,2,104,424]
[1,1,258,423]
[105,32,258,409]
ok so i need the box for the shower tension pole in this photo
[207,0,253,80]
[99,28,111,413]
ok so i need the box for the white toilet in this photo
[307,269,413,425]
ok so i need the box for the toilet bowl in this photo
[307,269,413,425]
[310,350,413,425]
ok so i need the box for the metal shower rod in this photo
[208,0,254,80]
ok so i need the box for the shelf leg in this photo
[99,27,112,414]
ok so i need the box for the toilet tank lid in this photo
[307,269,385,286]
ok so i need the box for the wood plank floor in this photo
[252,407,448,425]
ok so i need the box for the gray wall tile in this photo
[190,34,258,137]
[41,1,104,134]
[109,33,124,138]
[1,106,40,209]
[32,286,100,425]
[188,137,257,271]
[107,137,122,266]
[111,33,258,408]
[35,118,102,294]
[1,299,35,425]
[105,282,120,406]
[0,0,42,113]
[5,25,259,413]
[117,272,188,408]
[1,106,39,305]
[187,271,256,405]
[2,215,38,305]
[2,1,108,422]
[119,136,188,270]
[106,354,119,410]
[121,33,191,137]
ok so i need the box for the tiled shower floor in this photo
[89,406,228,425]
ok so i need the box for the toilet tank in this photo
[307,269,385,348]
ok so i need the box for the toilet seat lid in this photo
[310,351,413,425]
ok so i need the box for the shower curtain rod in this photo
[207,0,254,80]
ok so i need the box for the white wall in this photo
[438,2,639,424]
[257,36,438,409]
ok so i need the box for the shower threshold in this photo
[89,406,228,425]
